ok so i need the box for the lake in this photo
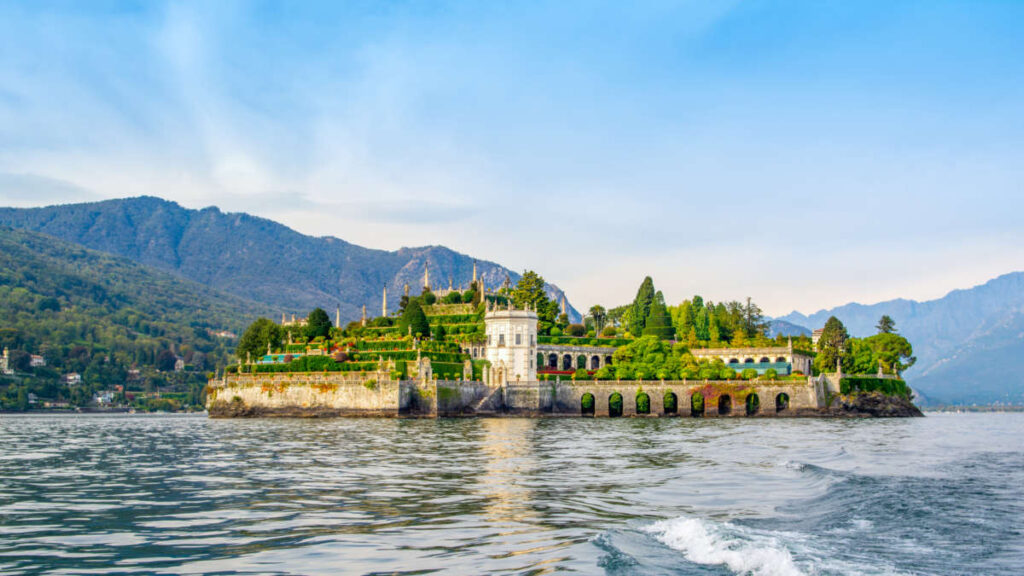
[1,413,1021,575]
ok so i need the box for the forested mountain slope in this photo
[0,197,579,322]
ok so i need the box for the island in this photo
[208,268,921,418]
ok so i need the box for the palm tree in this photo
[589,305,607,334]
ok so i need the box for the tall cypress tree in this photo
[642,291,676,340]
[400,299,430,338]
[627,277,655,337]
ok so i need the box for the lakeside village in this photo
[210,265,920,418]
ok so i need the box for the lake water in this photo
[0,413,1021,575]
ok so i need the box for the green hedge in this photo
[537,336,630,347]
[840,377,909,398]
[425,314,480,324]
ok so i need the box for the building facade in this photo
[483,302,538,384]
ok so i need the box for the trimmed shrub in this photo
[765,368,778,379]
[442,291,463,304]
[720,367,737,380]
[741,368,758,380]
[636,392,651,414]
[549,327,562,336]
[573,368,589,380]
[601,326,618,337]
[566,323,586,337]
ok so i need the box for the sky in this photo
[1,1,1022,316]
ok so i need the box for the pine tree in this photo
[876,315,896,334]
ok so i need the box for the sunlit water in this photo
[0,413,1021,575]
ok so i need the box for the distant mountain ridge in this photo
[777,272,1024,405]
[0,197,580,323]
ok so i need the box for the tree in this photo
[864,333,916,375]
[626,277,656,337]
[589,305,607,333]
[400,299,430,338]
[876,315,897,334]
[510,271,558,331]
[814,316,850,373]
[443,291,463,304]
[432,324,447,341]
[156,349,178,372]
[237,318,284,363]
[642,291,676,340]
[422,289,437,306]
[566,323,586,337]
[305,308,332,340]
[742,297,769,338]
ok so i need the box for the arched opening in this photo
[605,355,613,366]
[547,354,558,369]
[718,394,732,415]
[776,393,790,413]
[691,392,704,417]
[776,357,787,363]
[562,354,573,371]
[743,358,755,364]
[608,392,623,417]
[590,355,600,370]
[636,392,651,414]
[746,393,760,416]
[581,393,595,416]
[729,358,739,364]
[663,391,678,414]
[577,355,587,370]
[759,357,770,363]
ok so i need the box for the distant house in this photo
[0,347,12,375]
[29,355,46,367]
[62,372,82,385]
[211,330,237,339]
[811,329,824,350]
[127,369,141,382]
[94,391,115,405]
[27,392,38,404]
[174,357,186,372]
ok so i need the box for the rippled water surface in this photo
[1,413,1022,575]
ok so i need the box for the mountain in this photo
[0,226,271,403]
[768,320,812,338]
[0,197,580,323]
[777,272,1024,405]
[908,311,1024,406]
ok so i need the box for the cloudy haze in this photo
[1,1,1022,316]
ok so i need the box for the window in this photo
[515,334,521,345]
[498,334,505,347]
[530,335,535,346]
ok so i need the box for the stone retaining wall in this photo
[207,372,827,418]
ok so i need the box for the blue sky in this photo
[1,1,1022,315]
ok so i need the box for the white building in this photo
[484,301,538,384]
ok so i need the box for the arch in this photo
[590,355,601,370]
[576,355,587,370]
[759,357,770,363]
[729,358,739,364]
[691,392,705,417]
[743,358,755,364]
[718,394,732,415]
[547,354,558,369]
[605,355,613,366]
[636,392,651,414]
[608,392,623,417]
[776,357,787,363]
[663,391,678,414]
[745,393,760,416]
[562,354,573,371]
[776,393,790,413]
[581,393,595,416]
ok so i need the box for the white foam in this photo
[644,516,806,576]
